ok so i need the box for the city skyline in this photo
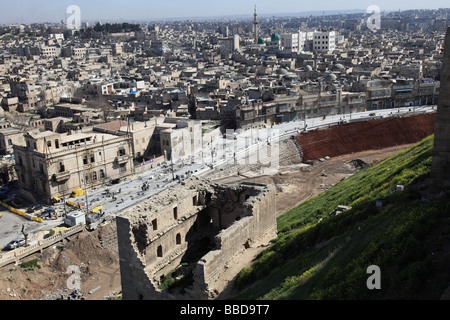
[1,0,449,25]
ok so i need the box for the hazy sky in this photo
[1,0,449,24]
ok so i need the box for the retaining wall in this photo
[296,113,436,161]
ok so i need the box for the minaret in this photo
[253,5,259,43]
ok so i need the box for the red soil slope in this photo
[296,113,436,161]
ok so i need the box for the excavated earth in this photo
[296,113,436,161]
[0,223,121,300]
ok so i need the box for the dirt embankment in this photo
[0,223,121,300]
[296,113,436,161]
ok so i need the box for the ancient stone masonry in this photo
[431,26,450,191]
[116,177,277,300]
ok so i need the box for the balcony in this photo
[347,98,365,105]
[53,170,71,182]
[115,155,130,164]
[319,99,338,107]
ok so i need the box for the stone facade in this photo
[13,129,134,202]
[431,27,450,191]
[116,177,277,300]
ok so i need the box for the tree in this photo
[21,224,29,247]
[85,95,112,122]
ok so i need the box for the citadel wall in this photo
[116,177,277,300]
[431,26,450,191]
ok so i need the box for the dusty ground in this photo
[0,223,121,300]
[214,144,414,217]
[0,144,413,300]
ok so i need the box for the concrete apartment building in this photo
[13,129,134,202]
[9,80,39,108]
[280,33,300,53]
[84,80,118,96]
[40,45,61,58]
[280,31,307,53]
[313,30,336,52]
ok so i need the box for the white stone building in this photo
[313,30,336,52]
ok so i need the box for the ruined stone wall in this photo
[194,183,276,298]
[431,26,450,191]
[117,216,159,300]
[143,211,201,282]
[117,183,204,298]
[116,178,277,300]
[98,222,119,254]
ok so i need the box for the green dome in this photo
[271,33,280,41]
[258,37,265,44]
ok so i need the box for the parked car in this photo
[7,238,26,250]
[38,208,55,219]
[0,190,9,200]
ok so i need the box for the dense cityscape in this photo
[0,4,449,305]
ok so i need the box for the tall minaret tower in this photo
[253,5,259,43]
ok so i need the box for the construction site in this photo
[0,112,437,300]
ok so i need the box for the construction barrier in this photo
[0,201,43,223]
[91,205,103,213]
[67,200,82,209]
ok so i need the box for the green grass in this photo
[158,264,194,293]
[277,135,433,234]
[19,259,41,271]
[232,135,450,300]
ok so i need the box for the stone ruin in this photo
[116,177,277,300]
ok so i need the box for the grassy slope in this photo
[232,135,450,300]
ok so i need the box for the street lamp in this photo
[61,184,67,218]
[82,177,89,215]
